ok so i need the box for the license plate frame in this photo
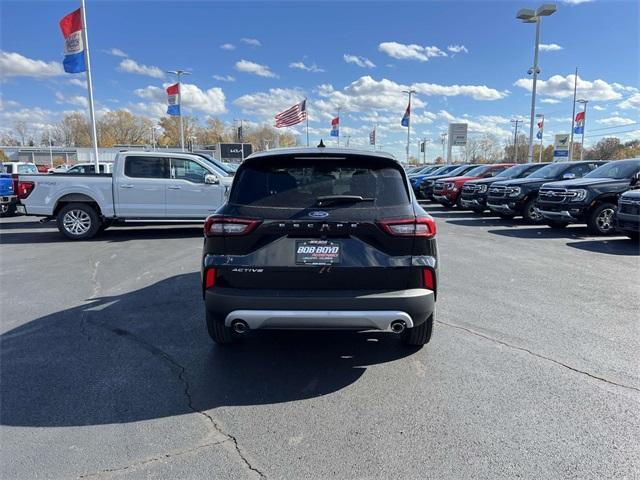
[295,240,341,265]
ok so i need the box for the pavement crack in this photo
[84,319,266,479]
[437,320,640,393]
[76,440,228,478]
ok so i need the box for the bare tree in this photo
[12,121,28,146]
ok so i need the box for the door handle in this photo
[120,184,134,188]
[168,185,182,190]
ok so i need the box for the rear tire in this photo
[0,204,16,217]
[206,310,235,344]
[56,203,101,240]
[587,202,616,235]
[546,220,569,229]
[402,313,434,346]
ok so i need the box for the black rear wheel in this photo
[402,313,433,346]
[0,204,16,217]
[523,198,543,224]
[206,310,235,344]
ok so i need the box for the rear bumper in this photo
[205,287,435,330]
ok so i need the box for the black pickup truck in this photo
[537,159,640,234]
[487,161,605,223]
[616,188,640,241]
[460,162,549,213]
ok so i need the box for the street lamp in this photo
[576,99,588,160]
[150,125,161,150]
[517,3,557,163]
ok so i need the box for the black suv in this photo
[201,148,438,346]
[460,162,549,213]
[486,161,605,223]
[616,186,640,241]
[537,159,640,234]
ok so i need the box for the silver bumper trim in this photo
[224,310,414,331]
[487,202,515,213]
[538,209,577,221]
[460,198,481,207]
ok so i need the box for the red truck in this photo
[432,163,515,208]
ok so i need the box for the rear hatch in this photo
[204,152,436,291]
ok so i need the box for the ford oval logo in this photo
[308,211,329,218]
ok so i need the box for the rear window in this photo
[18,164,38,174]
[230,157,410,208]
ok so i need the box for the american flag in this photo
[275,100,306,128]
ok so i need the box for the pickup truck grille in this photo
[538,188,577,203]
[462,184,480,193]
[488,186,507,198]
[434,181,445,191]
[619,199,640,215]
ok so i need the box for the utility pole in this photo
[441,133,447,162]
[511,119,522,163]
[402,89,416,163]
[166,69,191,151]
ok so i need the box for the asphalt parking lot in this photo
[1,205,639,480]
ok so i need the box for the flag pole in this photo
[305,98,309,147]
[337,107,341,147]
[80,0,99,169]
[568,67,578,161]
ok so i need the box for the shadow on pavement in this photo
[447,217,524,228]
[0,219,45,230]
[487,226,595,239]
[0,225,203,245]
[566,238,640,256]
[0,273,418,428]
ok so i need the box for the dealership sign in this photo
[448,123,468,146]
[219,143,253,160]
[553,134,570,161]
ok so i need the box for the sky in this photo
[1,0,638,160]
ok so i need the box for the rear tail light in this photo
[204,216,261,237]
[422,268,435,291]
[17,181,35,199]
[11,174,19,195]
[204,268,217,289]
[377,216,436,238]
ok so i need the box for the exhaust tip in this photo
[231,319,249,334]
[390,320,406,334]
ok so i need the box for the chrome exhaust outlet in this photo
[390,320,406,334]
[231,320,249,334]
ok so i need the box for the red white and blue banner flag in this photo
[330,116,339,137]
[536,119,544,140]
[401,102,410,127]
[166,83,180,116]
[574,111,585,134]
[59,8,86,73]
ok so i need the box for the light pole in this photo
[150,125,161,150]
[402,89,416,163]
[440,133,447,161]
[166,69,191,151]
[536,113,544,162]
[577,99,588,161]
[47,125,54,167]
[517,4,557,163]
[511,119,522,163]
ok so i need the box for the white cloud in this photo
[539,43,563,52]
[69,78,87,88]
[213,74,235,82]
[540,98,561,104]
[118,58,164,78]
[234,88,305,118]
[592,105,606,111]
[289,61,325,73]
[134,83,226,115]
[103,48,128,57]
[561,0,594,4]
[55,91,88,108]
[234,59,277,78]
[0,51,64,78]
[597,116,637,127]
[343,54,376,69]
[0,107,55,125]
[220,43,236,51]
[241,38,261,47]
[413,82,507,101]
[514,74,628,101]
[0,98,20,110]
[436,110,512,138]
[618,94,640,111]
[447,45,468,54]
[378,42,447,62]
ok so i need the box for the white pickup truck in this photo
[18,151,234,240]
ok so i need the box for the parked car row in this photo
[413,159,640,240]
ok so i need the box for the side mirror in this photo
[205,174,219,185]
[562,173,576,180]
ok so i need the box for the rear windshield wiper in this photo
[315,195,374,206]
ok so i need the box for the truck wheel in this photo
[57,203,101,240]
[523,198,543,224]
[546,220,569,229]
[402,313,433,346]
[0,204,16,217]
[587,202,616,235]
[206,310,235,344]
